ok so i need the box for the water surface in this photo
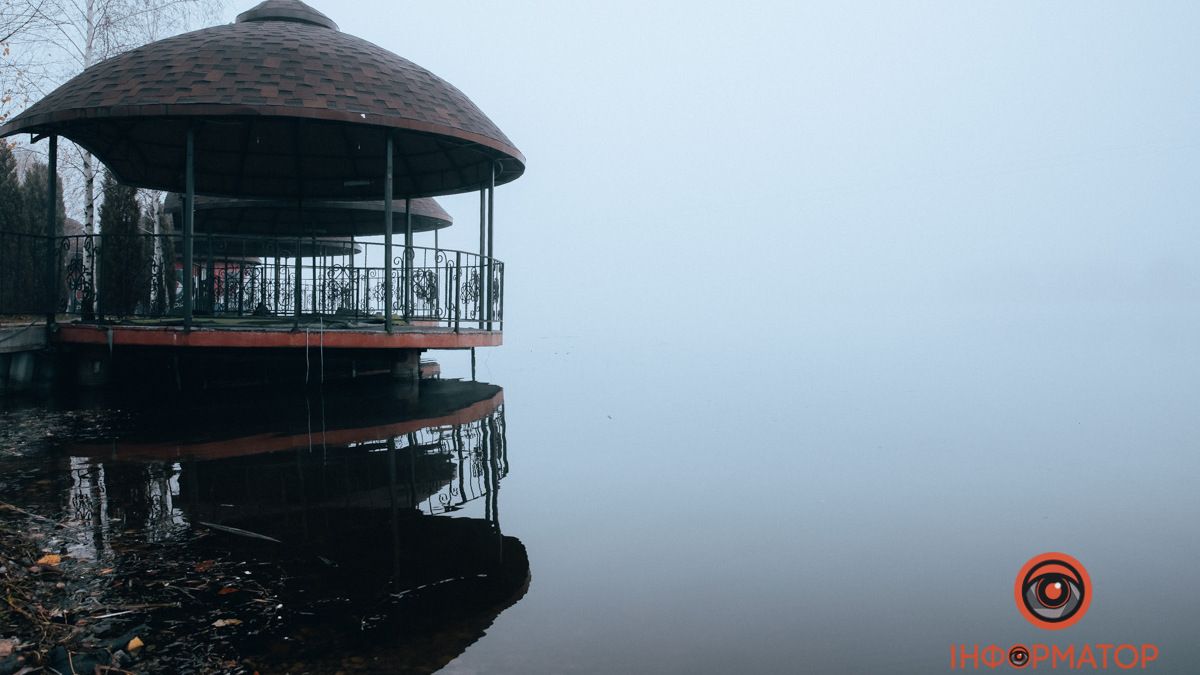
[2,301,1198,673]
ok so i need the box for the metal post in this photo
[404,197,412,320]
[478,187,486,329]
[487,163,495,331]
[200,227,210,312]
[454,251,461,333]
[183,128,195,330]
[384,133,394,334]
[206,230,215,314]
[439,227,444,319]
[44,135,58,325]
[273,252,281,314]
[94,235,103,320]
[310,236,318,315]
[293,236,301,329]
[350,234,358,317]
[259,255,267,310]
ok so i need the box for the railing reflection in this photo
[49,379,525,670]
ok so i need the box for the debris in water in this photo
[196,522,283,544]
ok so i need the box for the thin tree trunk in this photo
[153,196,167,314]
[79,0,98,319]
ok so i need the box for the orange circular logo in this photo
[1014,552,1092,630]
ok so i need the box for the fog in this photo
[200,2,1200,671]
[250,1,1200,342]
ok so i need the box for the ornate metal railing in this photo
[0,231,504,330]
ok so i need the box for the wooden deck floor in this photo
[54,319,501,350]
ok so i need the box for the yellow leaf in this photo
[36,554,61,566]
[212,618,242,628]
[127,636,144,652]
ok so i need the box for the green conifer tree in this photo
[98,172,149,316]
[17,159,69,309]
[20,161,66,238]
[0,141,24,310]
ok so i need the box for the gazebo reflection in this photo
[58,378,526,670]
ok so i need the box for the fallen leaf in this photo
[99,568,114,575]
[36,554,61,566]
[194,560,216,573]
[217,587,239,596]
[0,638,16,657]
[211,618,242,628]
[127,637,144,652]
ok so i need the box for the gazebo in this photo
[0,0,524,383]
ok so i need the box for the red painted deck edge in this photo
[54,324,502,349]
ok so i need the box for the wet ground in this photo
[0,378,524,674]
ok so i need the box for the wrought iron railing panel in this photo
[0,231,504,331]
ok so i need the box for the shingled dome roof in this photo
[0,0,524,200]
[164,194,453,237]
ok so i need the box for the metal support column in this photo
[310,235,318,314]
[404,197,412,320]
[433,228,440,320]
[478,187,486,329]
[293,236,301,329]
[206,230,215,313]
[350,234,358,317]
[487,163,495,331]
[384,133,394,334]
[454,251,462,333]
[183,128,195,330]
[44,135,58,326]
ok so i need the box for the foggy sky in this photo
[216,1,1200,337]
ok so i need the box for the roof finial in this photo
[235,0,339,30]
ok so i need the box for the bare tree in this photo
[18,0,223,233]
[0,0,56,124]
[3,0,222,314]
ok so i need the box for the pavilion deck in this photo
[54,318,501,350]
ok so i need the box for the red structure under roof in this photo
[163,194,454,236]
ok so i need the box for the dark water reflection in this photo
[0,379,527,673]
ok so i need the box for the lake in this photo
[1,300,1198,673]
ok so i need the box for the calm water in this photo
[2,301,1199,673]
